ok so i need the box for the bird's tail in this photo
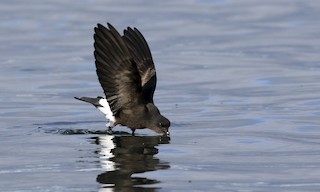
[74,97,103,107]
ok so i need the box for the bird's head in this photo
[154,115,170,135]
[146,104,170,135]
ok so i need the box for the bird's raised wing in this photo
[94,23,144,116]
[123,27,157,103]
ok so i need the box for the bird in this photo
[75,23,170,135]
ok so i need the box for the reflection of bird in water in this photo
[94,135,170,191]
[97,135,116,172]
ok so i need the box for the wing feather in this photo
[123,27,157,103]
[94,23,144,116]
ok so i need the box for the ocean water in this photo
[1,0,320,191]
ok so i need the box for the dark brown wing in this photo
[94,23,144,116]
[123,27,157,103]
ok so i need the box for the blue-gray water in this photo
[1,0,320,191]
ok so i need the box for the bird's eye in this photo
[159,122,163,127]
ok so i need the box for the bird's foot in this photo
[106,123,113,135]
[107,126,113,135]
[131,128,136,136]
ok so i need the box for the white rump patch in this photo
[98,98,115,123]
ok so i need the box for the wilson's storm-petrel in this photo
[75,23,170,135]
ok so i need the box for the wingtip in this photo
[93,26,101,36]
[127,26,133,30]
[96,23,109,33]
[96,24,102,32]
[96,22,122,37]
[107,23,116,31]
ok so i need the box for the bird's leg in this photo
[131,128,136,136]
[106,122,114,135]
[107,126,113,135]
